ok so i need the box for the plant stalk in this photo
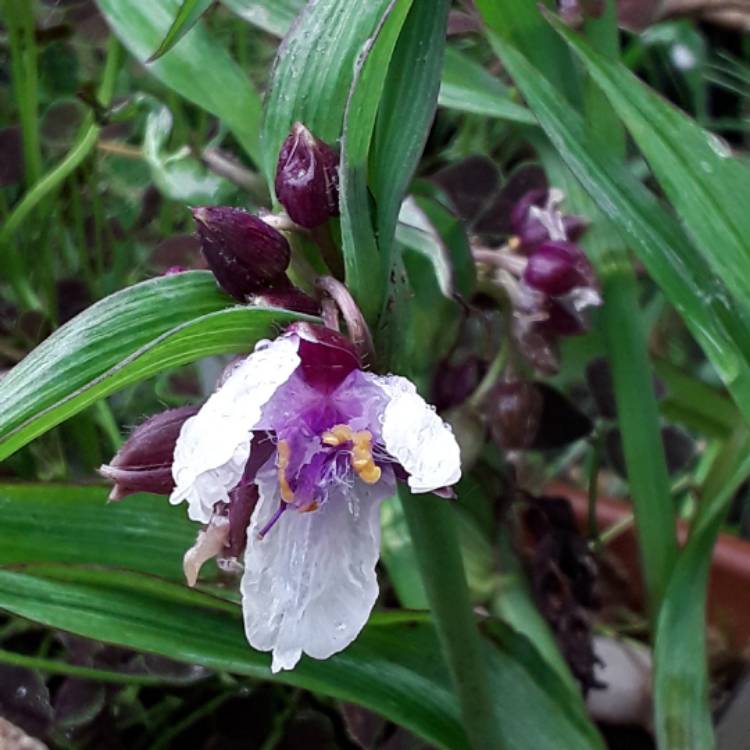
[400,487,503,750]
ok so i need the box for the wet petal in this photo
[241,463,385,672]
[376,375,461,493]
[171,336,300,522]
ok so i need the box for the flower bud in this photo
[432,356,485,411]
[192,206,291,301]
[275,122,339,229]
[99,405,199,500]
[523,241,594,296]
[486,381,543,450]
[511,189,587,250]
[539,299,588,337]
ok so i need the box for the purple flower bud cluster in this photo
[191,123,341,310]
[479,188,601,373]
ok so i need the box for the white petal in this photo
[241,463,383,673]
[170,336,300,522]
[376,375,461,493]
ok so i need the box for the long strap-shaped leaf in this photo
[0,482,606,750]
[550,18,750,333]
[485,39,750,425]
[96,0,262,162]
[0,272,310,460]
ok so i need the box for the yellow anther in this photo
[276,439,295,503]
[299,501,320,513]
[322,424,354,447]
[351,430,381,485]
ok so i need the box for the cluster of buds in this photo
[475,188,601,373]
[192,123,340,312]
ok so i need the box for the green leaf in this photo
[142,99,235,204]
[0,272,310,460]
[220,0,304,37]
[0,563,605,750]
[148,0,213,61]
[439,47,536,124]
[339,0,414,324]
[549,18,750,336]
[487,39,750,425]
[96,0,262,162]
[0,483,202,581]
[654,432,750,750]
[259,0,393,184]
[474,0,580,105]
[371,0,450,270]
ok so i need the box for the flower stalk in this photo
[400,487,504,750]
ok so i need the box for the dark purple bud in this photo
[524,241,594,296]
[432,356,485,411]
[192,206,291,301]
[486,381,543,450]
[275,122,340,229]
[288,321,360,392]
[539,299,588,337]
[252,287,321,316]
[99,405,199,500]
[511,187,547,246]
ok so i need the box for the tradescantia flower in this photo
[168,322,461,672]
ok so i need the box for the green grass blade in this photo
[148,0,214,61]
[487,39,750,425]
[0,484,201,580]
[655,432,750,750]
[371,0,450,270]
[439,46,536,124]
[338,0,414,325]
[0,272,310,460]
[220,0,304,37]
[96,0,262,162]
[550,18,750,337]
[0,561,606,750]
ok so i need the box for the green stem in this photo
[0,647,174,686]
[400,487,503,750]
[583,0,677,620]
[0,36,122,258]
[5,0,42,187]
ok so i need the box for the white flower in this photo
[171,323,461,672]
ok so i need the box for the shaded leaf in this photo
[96,0,262,162]
[149,0,214,61]
[0,271,310,460]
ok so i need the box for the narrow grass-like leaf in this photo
[0,272,309,460]
[339,0,413,324]
[0,563,605,750]
[551,19,750,321]
[371,0,450,269]
[259,0,392,184]
[148,0,213,61]
[220,0,304,37]
[96,0,262,162]
[474,0,580,104]
[439,47,535,124]
[0,484,200,581]
[487,40,750,425]
[655,432,750,750]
